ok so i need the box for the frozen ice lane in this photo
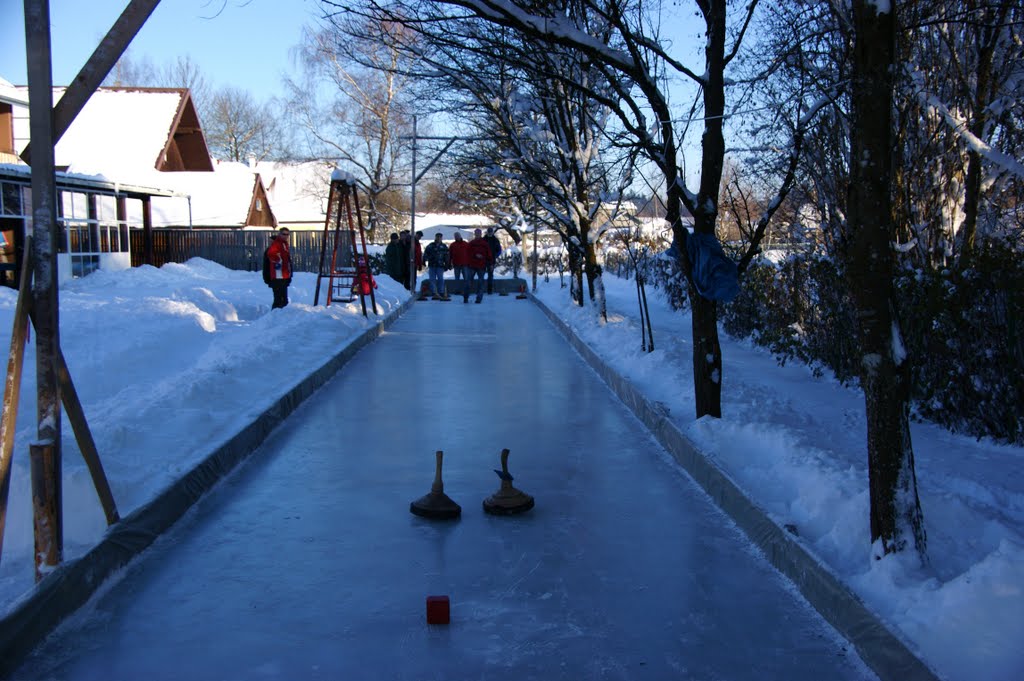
[14,297,876,681]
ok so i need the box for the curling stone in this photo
[483,448,534,515]
[410,450,461,520]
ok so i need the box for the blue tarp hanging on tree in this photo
[678,232,740,302]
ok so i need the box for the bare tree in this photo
[434,19,631,318]
[284,18,417,238]
[204,87,285,162]
[162,55,214,125]
[103,48,159,87]
[896,0,1024,268]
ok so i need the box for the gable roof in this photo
[149,160,276,228]
[254,160,333,224]
[13,86,213,176]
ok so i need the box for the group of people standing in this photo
[384,227,503,303]
[262,224,506,310]
[382,230,422,292]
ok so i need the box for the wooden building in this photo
[1,80,280,281]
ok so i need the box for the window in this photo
[1,181,24,215]
[71,255,100,278]
[58,189,130,277]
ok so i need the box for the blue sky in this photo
[0,0,321,102]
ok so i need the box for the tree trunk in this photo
[567,246,584,306]
[956,3,1007,268]
[583,240,606,321]
[847,0,926,560]
[686,0,728,420]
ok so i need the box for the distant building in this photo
[1,80,197,283]
[0,80,287,282]
[254,161,334,232]
[410,213,496,242]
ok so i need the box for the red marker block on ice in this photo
[426,595,450,624]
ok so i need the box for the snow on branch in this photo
[921,92,1024,180]
[444,0,704,84]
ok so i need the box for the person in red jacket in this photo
[465,228,493,304]
[449,232,470,294]
[266,227,292,309]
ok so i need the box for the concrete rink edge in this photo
[529,293,943,681]
[0,295,415,678]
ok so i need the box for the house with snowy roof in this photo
[18,85,276,230]
[253,160,334,232]
[1,80,191,284]
[147,160,276,230]
[1,81,279,283]
[412,213,497,242]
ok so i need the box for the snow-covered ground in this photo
[0,259,1021,681]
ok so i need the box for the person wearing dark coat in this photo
[465,228,493,304]
[397,230,412,290]
[383,233,403,284]
[414,231,424,271]
[423,233,451,299]
[484,227,502,294]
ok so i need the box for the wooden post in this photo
[142,197,154,266]
[30,442,61,582]
[25,0,64,571]
[116,195,128,253]
[1,233,119,567]
[55,348,119,525]
[0,236,34,562]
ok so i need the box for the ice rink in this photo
[13,297,874,680]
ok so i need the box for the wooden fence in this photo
[129,229,330,273]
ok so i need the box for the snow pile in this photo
[533,279,1023,681]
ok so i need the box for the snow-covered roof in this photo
[254,161,332,224]
[149,161,267,227]
[62,88,183,173]
[408,213,497,241]
[7,85,273,227]
[0,77,29,107]
[412,213,495,230]
[11,86,212,178]
[0,162,179,198]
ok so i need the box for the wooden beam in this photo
[0,236,34,564]
[24,0,64,573]
[30,442,61,582]
[20,0,163,164]
[142,196,154,265]
[1,230,119,569]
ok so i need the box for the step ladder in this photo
[314,172,378,316]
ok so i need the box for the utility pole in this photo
[402,118,494,295]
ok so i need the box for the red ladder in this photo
[314,174,378,316]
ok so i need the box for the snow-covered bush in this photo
[718,245,1024,444]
